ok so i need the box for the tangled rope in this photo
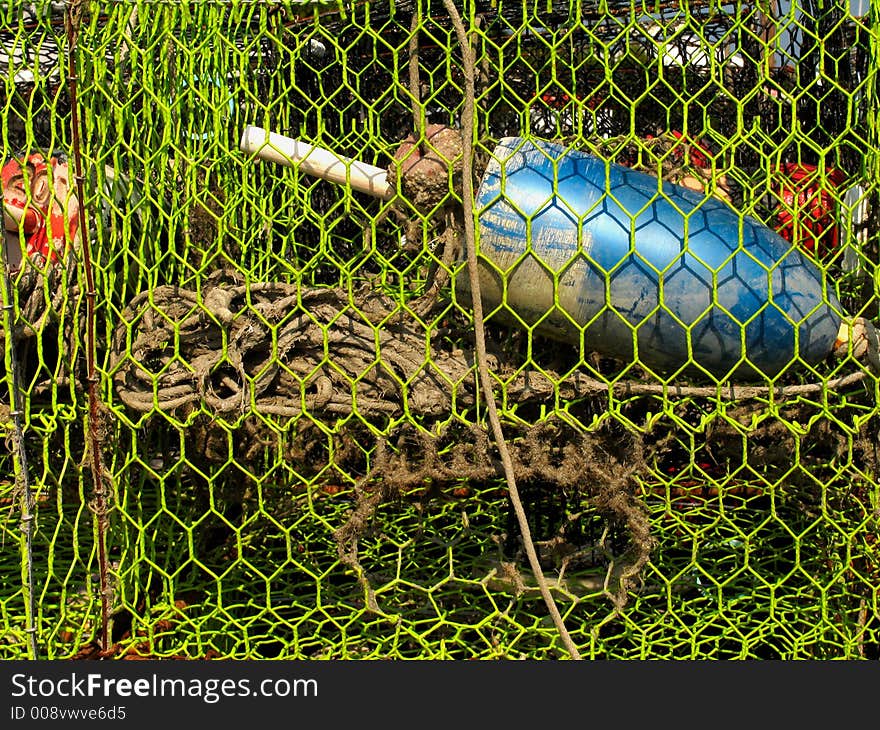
[5,257,76,342]
[112,278,474,419]
[110,276,621,420]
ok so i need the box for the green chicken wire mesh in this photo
[0,0,878,660]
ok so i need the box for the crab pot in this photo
[457,137,843,379]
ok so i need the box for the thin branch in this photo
[66,0,111,654]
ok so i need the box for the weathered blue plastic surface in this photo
[461,137,843,379]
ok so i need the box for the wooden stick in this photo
[239,125,394,200]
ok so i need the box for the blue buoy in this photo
[460,137,843,379]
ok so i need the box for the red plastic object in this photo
[1,153,79,267]
[772,163,845,259]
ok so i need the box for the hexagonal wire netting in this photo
[0,0,878,659]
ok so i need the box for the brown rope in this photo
[440,0,583,660]
[110,282,473,419]
[408,12,423,138]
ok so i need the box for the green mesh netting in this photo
[1,0,878,660]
